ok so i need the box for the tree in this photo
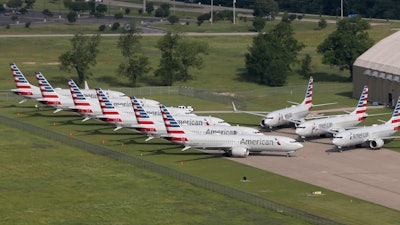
[146,2,154,15]
[59,33,101,86]
[167,15,179,25]
[155,32,208,85]
[317,16,374,81]
[7,0,23,9]
[67,11,77,23]
[175,39,208,82]
[252,0,279,18]
[154,3,170,18]
[96,4,107,13]
[245,19,304,86]
[318,18,327,29]
[117,22,151,87]
[155,33,182,86]
[252,16,265,32]
[300,54,312,78]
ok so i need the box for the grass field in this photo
[1,96,400,225]
[2,9,400,224]
[0,120,311,225]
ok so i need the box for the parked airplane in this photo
[295,85,369,139]
[233,76,335,130]
[36,71,75,113]
[96,87,139,130]
[131,96,262,140]
[160,104,303,157]
[95,88,228,131]
[332,95,400,151]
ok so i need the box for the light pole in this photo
[143,0,146,15]
[210,0,213,24]
[233,0,236,24]
[340,0,343,19]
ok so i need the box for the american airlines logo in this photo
[177,119,205,126]
[205,129,237,135]
[240,138,274,145]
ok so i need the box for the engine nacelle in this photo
[369,139,384,149]
[260,119,267,128]
[231,147,249,157]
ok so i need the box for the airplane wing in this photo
[312,102,338,107]
[368,136,400,141]
[232,102,268,117]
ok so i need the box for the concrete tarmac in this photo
[224,128,400,211]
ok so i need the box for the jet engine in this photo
[369,139,384,149]
[260,119,267,128]
[231,147,249,157]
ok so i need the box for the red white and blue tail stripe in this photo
[351,85,368,121]
[10,63,35,98]
[160,104,188,142]
[301,76,313,109]
[131,96,157,133]
[96,88,119,115]
[388,95,400,130]
[36,72,61,106]
[68,79,93,114]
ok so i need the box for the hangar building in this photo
[353,31,400,107]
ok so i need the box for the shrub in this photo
[114,12,123,19]
[98,24,106,31]
[111,22,120,30]
[25,21,31,28]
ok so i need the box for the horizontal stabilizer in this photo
[145,136,154,142]
[182,146,191,151]
[53,108,63,114]
[82,117,91,122]
[287,100,300,105]
[113,126,123,131]
[313,102,338,107]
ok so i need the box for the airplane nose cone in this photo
[295,128,306,137]
[293,142,303,150]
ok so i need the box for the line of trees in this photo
[187,0,400,20]
[59,26,208,87]
[59,14,374,87]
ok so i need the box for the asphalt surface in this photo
[220,127,400,211]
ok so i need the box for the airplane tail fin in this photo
[96,87,120,117]
[160,104,188,142]
[301,76,313,109]
[350,85,368,121]
[11,63,31,89]
[386,95,400,130]
[95,87,124,124]
[35,71,61,107]
[68,79,93,114]
[131,96,157,133]
[10,63,38,99]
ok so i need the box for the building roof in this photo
[354,31,400,75]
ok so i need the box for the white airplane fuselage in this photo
[332,123,396,148]
[168,134,303,157]
[262,104,310,128]
[296,114,362,138]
